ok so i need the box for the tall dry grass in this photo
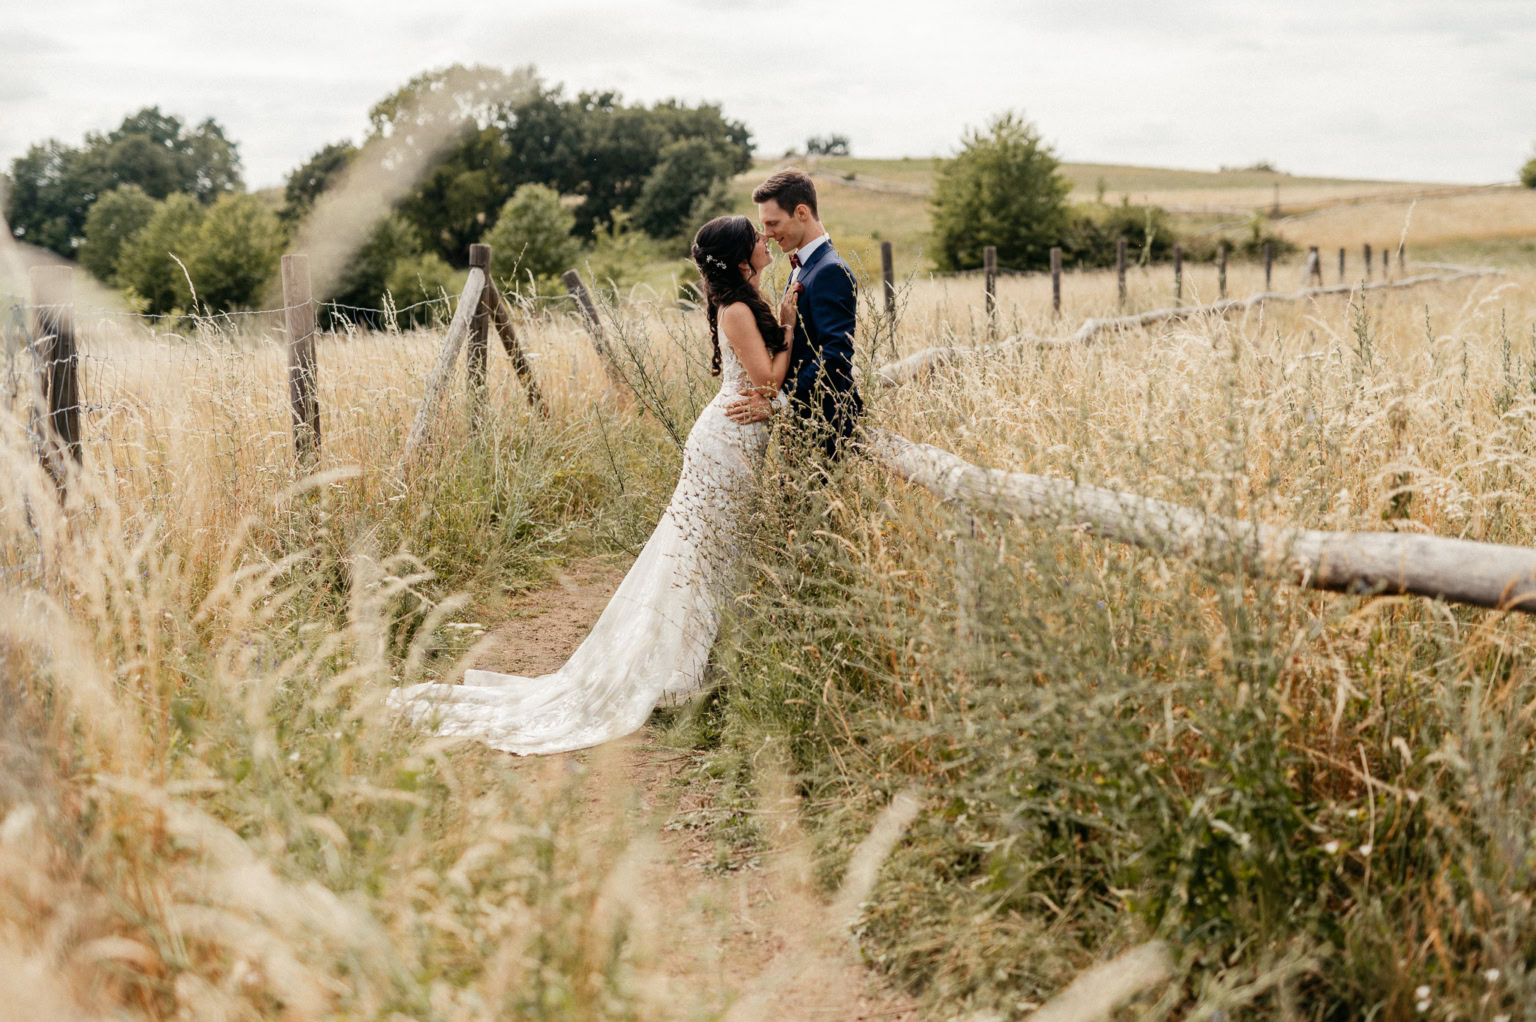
[5,257,1536,1018]
[700,261,1536,1018]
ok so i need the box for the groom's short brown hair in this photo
[753,168,818,219]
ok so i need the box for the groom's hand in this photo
[725,389,773,424]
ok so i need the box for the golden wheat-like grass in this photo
[4,257,1535,1016]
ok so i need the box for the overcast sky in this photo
[3,0,1533,190]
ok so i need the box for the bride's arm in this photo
[720,303,791,395]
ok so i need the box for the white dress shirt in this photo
[789,232,830,285]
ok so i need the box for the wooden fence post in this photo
[1172,244,1183,305]
[1049,246,1062,317]
[1307,245,1322,285]
[29,265,81,490]
[486,280,549,417]
[880,240,895,321]
[983,246,997,321]
[562,268,628,394]
[1217,244,1227,300]
[1116,238,1127,308]
[398,269,487,474]
[1382,245,1390,280]
[467,243,491,407]
[1398,244,1406,273]
[1363,243,1372,280]
[1263,242,1273,290]
[1338,247,1346,283]
[280,254,319,465]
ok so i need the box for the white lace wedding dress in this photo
[388,331,769,755]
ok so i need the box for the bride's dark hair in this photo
[690,215,786,377]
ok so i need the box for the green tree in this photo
[930,112,1072,272]
[1521,156,1536,189]
[805,133,851,157]
[116,194,205,314]
[4,140,85,253]
[281,141,357,225]
[5,107,241,257]
[482,184,579,294]
[79,185,158,283]
[367,65,754,260]
[630,138,734,240]
[184,194,284,312]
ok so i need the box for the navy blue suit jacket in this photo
[783,240,862,444]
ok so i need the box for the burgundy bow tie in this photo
[789,253,801,269]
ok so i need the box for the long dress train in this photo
[387,331,768,755]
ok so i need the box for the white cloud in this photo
[1,0,1532,187]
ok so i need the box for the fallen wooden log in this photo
[396,268,485,475]
[865,429,1536,614]
[875,266,1504,389]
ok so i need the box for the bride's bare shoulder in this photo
[717,301,760,339]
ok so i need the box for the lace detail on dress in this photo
[387,330,768,755]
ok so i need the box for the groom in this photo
[725,168,863,459]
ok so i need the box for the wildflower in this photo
[1358,842,1373,856]
[1323,840,1340,854]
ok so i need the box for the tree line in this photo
[2,64,750,317]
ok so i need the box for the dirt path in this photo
[470,556,919,1021]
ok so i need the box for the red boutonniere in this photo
[794,281,805,295]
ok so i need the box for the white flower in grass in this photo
[1358,842,1373,856]
[1484,968,1499,983]
[1323,840,1340,855]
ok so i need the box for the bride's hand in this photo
[778,285,800,327]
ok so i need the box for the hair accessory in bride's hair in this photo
[703,253,728,271]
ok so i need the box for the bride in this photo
[389,215,796,755]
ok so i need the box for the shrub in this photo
[1061,200,1177,268]
[1520,156,1536,189]
[483,184,580,296]
[580,211,663,295]
[386,251,464,325]
[115,193,205,314]
[79,184,157,283]
[323,215,422,323]
[930,112,1071,272]
[184,193,285,312]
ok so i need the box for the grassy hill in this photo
[725,156,1536,277]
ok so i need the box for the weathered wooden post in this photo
[1263,242,1273,290]
[983,245,997,321]
[880,240,895,321]
[1172,244,1183,305]
[1338,247,1346,283]
[1398,244,1406,273]
[486,280,549,417]
[1116,238,1127,308]
[562,268,628,395]
[29,265,81,490]
[398,270,487,474]
[467,243,492,406]
[280,254,319,465]
[1217,244,1227,300]
[1382,245,1390,280]
[1307,245,1322,285]
[1049,246,1062,317]
[1363,242,1372,280]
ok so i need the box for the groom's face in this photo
[757,199,809,253]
